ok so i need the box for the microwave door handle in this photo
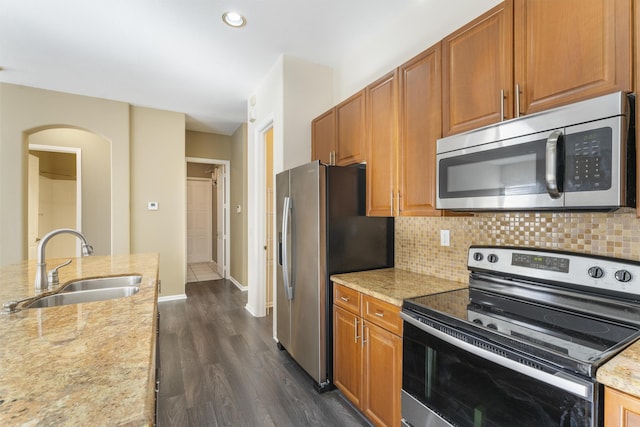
[545,130,563,199]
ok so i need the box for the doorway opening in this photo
[185,157,230,283]
[28,144,82,259]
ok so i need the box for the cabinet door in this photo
[442,1,514,136]
[362,321,402,427]
[312,109,336,164]
[333,306,362,407]
[514,0,632,115]
[366,70,398,217]
[604,387,640,427]
[336,90,366,166]
[398,43,442,216]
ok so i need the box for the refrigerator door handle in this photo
[281,196,294,300]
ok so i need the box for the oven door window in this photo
[438,139,547,199]
[403,323,596,427]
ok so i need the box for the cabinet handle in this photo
[354,318,361,343]
[362,324,367,347]
[330,151,336,165]
[340,296,349,302]
[374,311,385,317]
[515,84,522,118]
[397,192,402,213]
[500,89,505,121]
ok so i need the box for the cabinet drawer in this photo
[362,295,402,335]
[334,284,361,315]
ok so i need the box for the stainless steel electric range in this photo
[401,246,640,427]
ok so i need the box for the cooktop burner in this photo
[403,247,640,378]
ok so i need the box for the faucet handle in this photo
[48,259,72,287]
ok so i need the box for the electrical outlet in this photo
[440,229,450,246]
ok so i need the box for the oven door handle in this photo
[400,312,593,400]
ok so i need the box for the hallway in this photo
[186,262,222,282]
[157,279,370,426]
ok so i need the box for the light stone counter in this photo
[0,253,159,426]
[598,340,640,398]
[331,267,467,307]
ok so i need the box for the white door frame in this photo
[247,115,275,318]
[185,157,230,280]
[28,144,83,256]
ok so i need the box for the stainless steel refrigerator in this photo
[275,160,394,391]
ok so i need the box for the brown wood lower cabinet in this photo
[333,283,402,427]
[605,386,640,427]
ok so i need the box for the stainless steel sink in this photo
[25,286,140,308]
[60,275,142,292]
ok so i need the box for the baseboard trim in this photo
[244,303,259,316]
[158,294,187,302]
[230,276,248,292]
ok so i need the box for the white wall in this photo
[39,176,77,258]
[335,0,502,102]
[246,55,334,316]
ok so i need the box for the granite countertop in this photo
[0,253,159,426]
[331,267,467,307]
[598,340,640,398]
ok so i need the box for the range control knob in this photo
[486,323,498,330]
[615,270,632,283]
[472,318,483,326]
[473,252,484,262]
[588,266,604,279]
[487,254,499,263]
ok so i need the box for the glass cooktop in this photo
[403,288,640,376]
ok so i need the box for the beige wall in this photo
[0,83,187,297]
[0,83,130,265]
[29,128,111,255]
[130,106,186,297]
[231,123,248,285]
[186,130,232,160]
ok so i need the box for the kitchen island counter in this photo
[0,253,159,426]
[331,267,467,307]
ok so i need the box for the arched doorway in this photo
[26,127,111,257]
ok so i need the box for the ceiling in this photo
[0,0,419,135]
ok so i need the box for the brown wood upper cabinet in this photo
[366,44,442,217]
[312,91,366,166]
[311,109,335,165]
[442,0,632,137]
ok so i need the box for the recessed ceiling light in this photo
[222,11,246,28]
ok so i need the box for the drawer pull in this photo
[374,311,385,317]
[354,318,360,343]
[340,296,350,302]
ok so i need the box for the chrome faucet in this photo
[35,229,94,291]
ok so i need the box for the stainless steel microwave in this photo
[436,92,635,211]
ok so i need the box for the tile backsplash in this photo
[395,209,640,284]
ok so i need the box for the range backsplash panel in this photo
[395,209,640,285]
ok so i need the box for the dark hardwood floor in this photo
[157,279,371,427]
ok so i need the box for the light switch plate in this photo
[440,229,450,246]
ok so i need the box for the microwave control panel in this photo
[564,127,612,192]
